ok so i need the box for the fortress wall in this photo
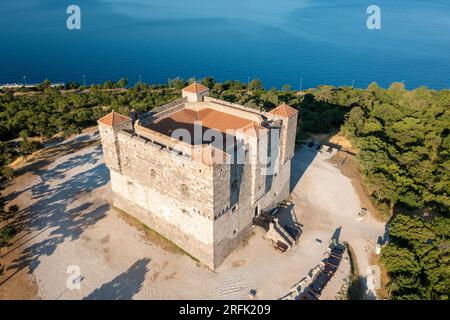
[249,133,270,204]
[212,149,255,267]
[98,124,119,170]
[254,112,296,209]
[155,96,187,113]
[212,162,232,218]
[111,131,216,267]
[257,159,291,211]
[259,117,293,211]
[182,90,208,103]
[116,132,214,220]
[137,97,187,124]
[201,98,264,123]
[152,102,185,120]
[204,96,266,116]
[112,189,214,268]
[285,113,298,162]
[269,112,298,165]
[279,118,289,165]
[135,124,187,151]
[98,121,132,172]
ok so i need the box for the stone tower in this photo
[97,111,132,173]
[268,103,298,164]
[181,82,210,102]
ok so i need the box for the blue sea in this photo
[0,0,449,89]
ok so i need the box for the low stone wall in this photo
[138,97,187,125]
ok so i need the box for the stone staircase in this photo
[267,218,296,249]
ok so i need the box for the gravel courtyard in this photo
[0,131,384,300]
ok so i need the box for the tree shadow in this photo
[4,144,103,204]
[35,145,102,182]
[84,258,151,300]
[347,275,366,300]
[0,144,109,286]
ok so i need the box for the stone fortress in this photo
[98,83,298,269]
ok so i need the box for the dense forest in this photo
[0,78,448,299]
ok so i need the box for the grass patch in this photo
[344,241,365,300]
[370,252,390,299]
[0,225,16,248]
[115,207,199,263]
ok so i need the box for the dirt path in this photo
[0,134,384,300]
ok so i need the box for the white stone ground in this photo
[2,132,385,300]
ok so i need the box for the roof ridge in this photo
[98,111,130,126]
[183,82,209,94]
[240,121,266,137]
[269,103,298,118]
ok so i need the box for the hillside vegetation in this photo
[0,78,448,299]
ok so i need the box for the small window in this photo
[233,229,237,235]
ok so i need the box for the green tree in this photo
[116,78,128,88]
[201,77,216,89]
[19,140,41,162]
[248,79,264,91]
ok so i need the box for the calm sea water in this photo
[0,0,449,89]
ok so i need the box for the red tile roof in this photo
[98,111,130,126]
[183,82,209,94]
[269,103,298,118]
[145,107,267,146]
[240,122,267,137]
[148,108,255,137]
